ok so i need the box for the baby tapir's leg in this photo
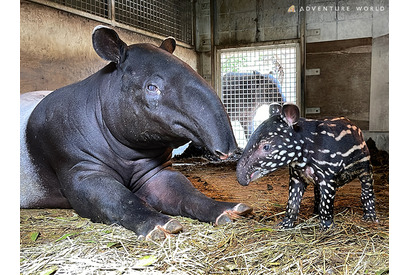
[279,167,308,228]
[317,179,337,229]
[313,184,320,215]
[359,169,378,222]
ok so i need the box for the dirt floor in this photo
[20,159,389,274]
[173,160,389,229]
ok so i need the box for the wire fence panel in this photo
[115,0,192,44]
[48,0,110,18]
[43,0,193,45]
[219,44,299,148]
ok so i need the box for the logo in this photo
[287,4,386,13]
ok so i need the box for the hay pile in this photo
[20,208,388,274]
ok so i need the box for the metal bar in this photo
[110,0,115,21]
[210,0,216,90]
[299,0,306,116]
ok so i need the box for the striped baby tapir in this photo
[236,103,378,229]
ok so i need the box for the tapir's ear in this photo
[92,25,127,64]
[160,37,176,54]
[269,103,282,117]
[282,103,300,127]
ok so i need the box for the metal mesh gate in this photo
[43,0,193,45]
[218,44,299,148]
[115,0,193,44]
[47,0,110,18]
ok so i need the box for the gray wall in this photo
[20,0,389,134]
[196,0,389,132]
[20,1,198,94]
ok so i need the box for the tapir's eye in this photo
[146,84,160,95]
[262,144,271,151]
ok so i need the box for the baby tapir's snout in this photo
[236,103,378,229]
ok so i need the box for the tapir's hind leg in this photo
[136,168,252,225]
[359,167,378,222]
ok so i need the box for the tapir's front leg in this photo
[61,170,182,240]
[136,167,252,225]
[279,167,307,228]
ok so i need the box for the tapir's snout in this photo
[180,78,238,159]
[236,150,261,186]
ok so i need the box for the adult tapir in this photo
[20,26,252,240]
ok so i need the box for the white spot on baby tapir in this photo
[312,157,340,167]
[327,167,336,174]
[343,156,371,170]
[305,137,314,143]
[330,117,344,121]
[334,129,352,141]
[321,131,336,138]
[346,124,358,131]
[340,141,367,157]
[317,170,325,178]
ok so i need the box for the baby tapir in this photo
[236,103,378,229]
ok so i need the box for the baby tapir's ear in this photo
[92,25,127,64]
[282,103,300,127]
[160,37,176,54]
[269,103,282,117]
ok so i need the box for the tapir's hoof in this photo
[277,219,295,229]
[215,203,253,225]
[363,214,379,223]
[145,219,183,241]
[163,219,184,233]
[319,219,335,230]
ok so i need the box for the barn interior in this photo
[20,0,389,274]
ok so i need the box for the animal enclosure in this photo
[20,0,389,274]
